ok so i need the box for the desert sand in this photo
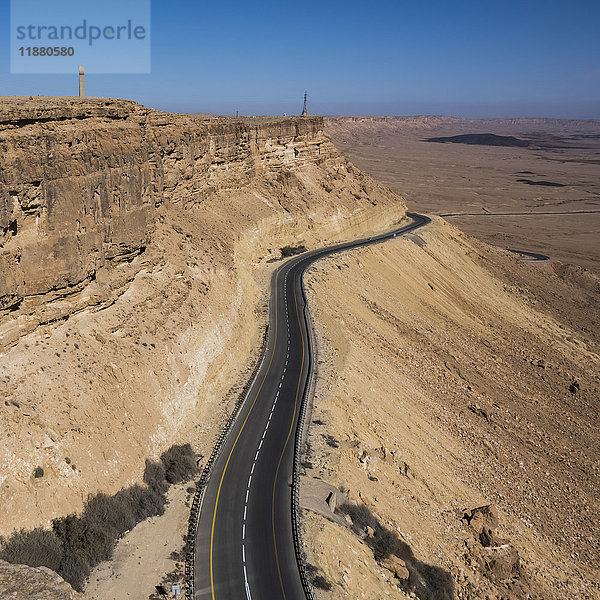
[0,99,406,596]
[2,104,598,600]
[325,116,600,274]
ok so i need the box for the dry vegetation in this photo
[0,444,197,591]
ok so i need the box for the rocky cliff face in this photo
[0,560,80,599]
[0,100,149,314]
[0,97,406,538]
[0,100,374,341]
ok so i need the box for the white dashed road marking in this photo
[244,565,252,600]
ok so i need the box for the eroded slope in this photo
[302,218,599,600]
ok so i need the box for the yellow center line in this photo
[272,265,306,600]
[210,268,282,600]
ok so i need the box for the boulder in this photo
[464,504,499,536]
[382,555,410,581]
[481,544,522,582]
[0,559,80,599]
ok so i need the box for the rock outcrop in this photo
[0,559,80,599]
[1,99,399,342]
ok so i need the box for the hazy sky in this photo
[1,0,599,118]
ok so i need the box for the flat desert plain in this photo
[325,116,600,274]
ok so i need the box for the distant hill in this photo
[424,133,530,147]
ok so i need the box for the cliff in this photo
[0,97,406,536]
[0,559,80,599]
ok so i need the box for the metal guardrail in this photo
[182,262,318,600]
[183,261,319,600]
[288,218,432,599]
[290,265,318,600]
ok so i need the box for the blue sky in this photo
[1,0,599,117]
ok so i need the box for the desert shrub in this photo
[52,514,85,553]
[336,502,378,535]
[33,466,44,478]
[336,501,455,600]
[371,525,400,561]
[313,574,333,590]
[2,447,194,592]
[306,563,333,591]
[323,434,339,448]
[56,552,90,592]
[281,244,307,257]
[0,527,62,572]
[52,494,119,572]
[170,548,185,561]
[78,519,114,564]
[84,493,136,541]
[51,514,94,591]
[144,458,169,493]
[52,513,94,590]
[116,483,166,521]
[160,444,198,484]
[50,478,168,591]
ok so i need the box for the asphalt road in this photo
[506,248,550,262]
[440,210,600,216]
[194,212,431,600]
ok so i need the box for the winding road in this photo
[440,209,600,217]
[194,212,431,600]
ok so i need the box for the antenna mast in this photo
[301,91,308,116]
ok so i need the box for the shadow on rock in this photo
[336,502,455,600]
